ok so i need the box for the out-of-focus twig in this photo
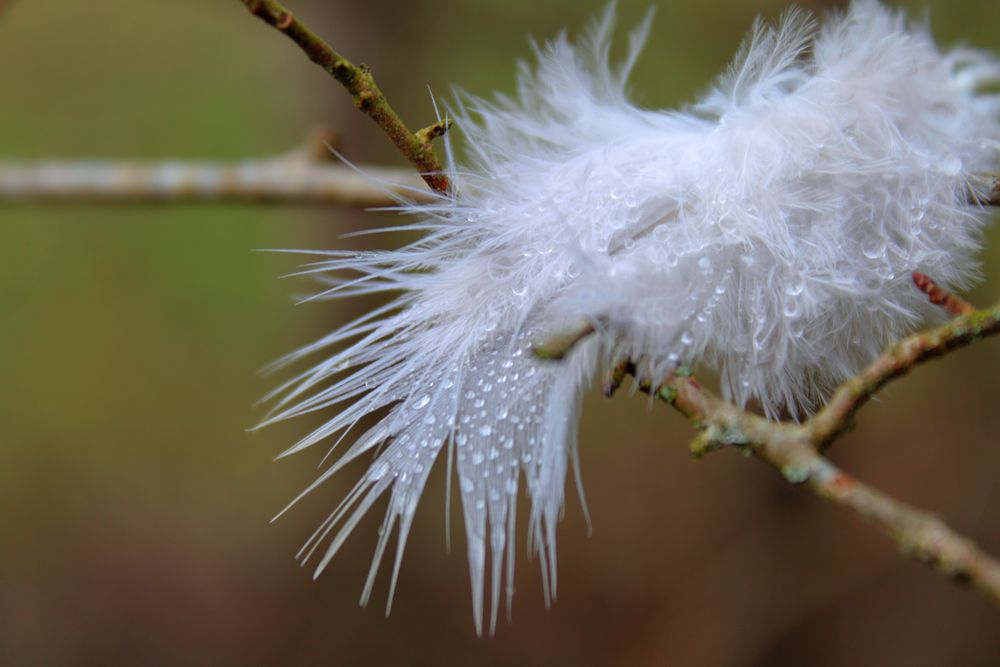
[0,160,428,207]
[912,272,976,317]
[0,130,432,207]
[239,0,452,194]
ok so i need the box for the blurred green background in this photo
[1,0,999,664]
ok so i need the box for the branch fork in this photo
[534,279,1000,606]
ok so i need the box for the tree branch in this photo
[808,299,1000,451]
[912,271,975,317]
[0,132,433,207]
[0,160,428,207]
[239,0,451,194]
[617,299,1000,606]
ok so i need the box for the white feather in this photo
[264,0,1000,633]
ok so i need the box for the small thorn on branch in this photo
[912,272,975,316]
[532,321,595,360]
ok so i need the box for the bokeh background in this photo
[2,0,999,664]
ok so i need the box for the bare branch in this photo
[808,300,1000,451]
[912,271,975,317]
[619,299,1000,606]
[239,0,451,194]
[0,159,429,207]
[0,130,433,207]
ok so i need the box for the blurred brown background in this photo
[1,0,999,665]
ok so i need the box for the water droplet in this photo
[861,239,886,260]
[368,461,390,481]
[479,425,493,437]
[785,278,805,297]
[413,395,430,410]
[460,476,474,494]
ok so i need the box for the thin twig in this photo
[912,271,976,317]
[622,299,1000,606]
[0,160,428,207]
[239,0,451,194]
[808,300,1000,451]
[0,132,432,207]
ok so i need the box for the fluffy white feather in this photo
[262,0,1000,633]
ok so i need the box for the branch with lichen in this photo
[239,0,451,194]
[538,282,1000,607]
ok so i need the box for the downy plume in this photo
[260,0,1000,634]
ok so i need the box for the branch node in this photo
[689,429,721,459]
[416,118,453,146]
[656,384,678,405]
